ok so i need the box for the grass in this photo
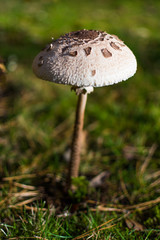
[1,0,160,239]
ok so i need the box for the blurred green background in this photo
[0,0,160,238]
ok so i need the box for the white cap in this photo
[32,30,137,88]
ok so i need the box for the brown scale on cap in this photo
[69,51,78,57]
[101,48,112,58]
[57,30,103,45]
[101,32,107,38]
[111,35,125,47]
[66,30,101,40]
[55,30,111,52]
[110,42,121,50]
[91,70,96,76]
[84,47,92,56]
[99,37,104,41]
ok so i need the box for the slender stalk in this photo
[68,92,87,187]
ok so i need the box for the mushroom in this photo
[32,29,137,188]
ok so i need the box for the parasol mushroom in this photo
[32,29,137,188]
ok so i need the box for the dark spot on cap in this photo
[91,70,96,76]
[84,47,92,56]
[101,48,112,58]
[38,60,44,67]
[39,56,43,60]
[69,51,78,57]
[101,33,107,38]
[99,37,104,41]
[62,46,68,53]
[110,42,121,50]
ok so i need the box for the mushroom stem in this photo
[68,92,87,187]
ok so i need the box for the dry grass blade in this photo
[52,117,72,137]
[0,58,7,118]
[13,182,36,190]
[11,191,39,198]
[0,196,10,206]
[8,237,48,240]
[87,199,99,204]
[23,205,48,212]
[3,174,37,181]
[125,196,160,210]
[72,218,115,240]
[139,143,157,176]
[74,224,116,240]
[97,224,116,232]
[89,196,160,213]
[23,204,55,213]
[119,171,132,204]
[145,170,160,181]
[148,178,160,189]
[9,196,40,207]
[134,204,160,212]
[91,205,125,212]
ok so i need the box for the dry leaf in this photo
[89,171,110,188]
[125,218,144,231]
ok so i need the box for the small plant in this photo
[68,176,89,202]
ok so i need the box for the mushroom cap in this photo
[32,29,137,87]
